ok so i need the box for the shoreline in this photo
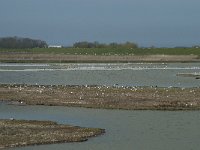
[0,119,105,149]
[1,84,200,110]
[0,53,200,63]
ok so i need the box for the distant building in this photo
[48,45,62,48]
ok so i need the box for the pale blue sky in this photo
[0,0,200,47]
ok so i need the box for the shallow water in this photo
[0,63,200,87]
[0,103,200,150]
[1,63,200,150]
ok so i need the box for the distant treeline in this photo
[73,41,138,48]
[0,37,48,49]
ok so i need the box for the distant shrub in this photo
[73,41,138,49]
[0,37,48,49]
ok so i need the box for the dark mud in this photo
[0,53,199,63]
[0,119,105,149]
[0,84,200,110]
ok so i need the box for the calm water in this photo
[0,103,199,150]
[0,63,200,87]
[0,63,200,150]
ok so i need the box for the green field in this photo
[0,47,200,56]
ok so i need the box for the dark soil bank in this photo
[0,53,199,63]
[0,119,105,149]
[0,84,200,110]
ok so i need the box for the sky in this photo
[0,0,200,47]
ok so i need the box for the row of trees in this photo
[0,37,138,49]
[73,41,138,48]
[0,37,48,49]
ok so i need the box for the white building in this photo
[48,45,62,48]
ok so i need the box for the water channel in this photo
[0,63,200,150]
[0,63,200,87]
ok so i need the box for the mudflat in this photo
[0,119,105,149]
[0,84,200,110]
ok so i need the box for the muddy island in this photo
[0,119,105,149]
[0,84,200,110]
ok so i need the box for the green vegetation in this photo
[0,47,200,56]
[0,37,199,56]
[73,41,138,49]
[0,37,47,49]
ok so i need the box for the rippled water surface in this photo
[0,103,199,150]
[0,63,200,87]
